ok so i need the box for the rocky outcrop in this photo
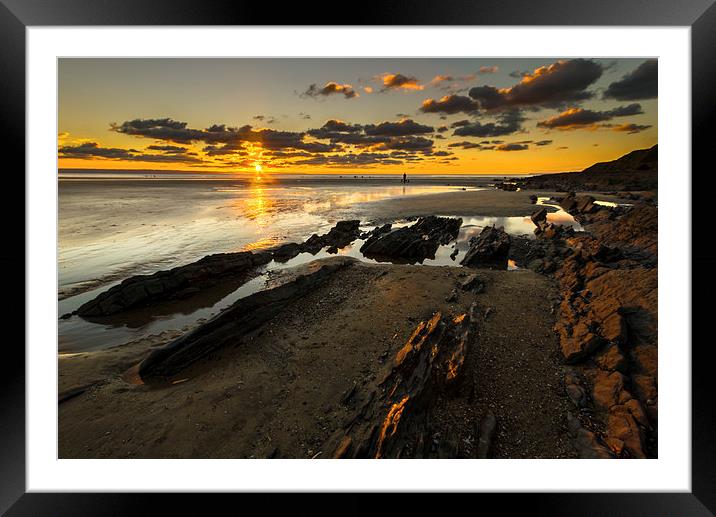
[360,216,462,263]
[269,220,362,261]
[495,181,518,191]
[460,226,511,268]
[138,258,355,381]
[76,251,273,317]
[525,199,657,458]
[331,304,477,458]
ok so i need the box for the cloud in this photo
[363,86,374,93]
[112,118,348,155]
[302,82,358,99]
[363,119,434,136]
[59,141,204,163]
[603,59,657,100]
[536,103,643,130]
[534,140,553,146]
[379,73,424,91]
[609,123,652,134]
[374,136,434,152]
[452,110,524,137]
[146,144,190,154]
[448,141,484,150]
[468,59,603,110]
[478,66,499,74]
[419,94,479,114]
[496,143,529,151]
[253,115,277,124]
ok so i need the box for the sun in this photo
[254,163,263,173]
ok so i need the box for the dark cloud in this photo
[420,95,478,114]
[496,143,529,151]
[146,144,190,154]
[59,141,204,163]
[363,119,434,136]
[452,110,524,137]
[375,136,434,152]
[298,112,312,120]
[448,141,484,150]
[469,59,603,110]
[112,118,343,153]
[603,59,657,101]
[536,103,643,130]
[437,125,449,133]
[609,123,652,134]
[302,82,358,99]
[534,140,553,146]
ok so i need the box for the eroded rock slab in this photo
[360,216,462,263]
[331,304,477,458]
[138,258,355,380]
[76,251,272,317]
[460,226,511,268]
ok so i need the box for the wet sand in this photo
[59,259,575,459]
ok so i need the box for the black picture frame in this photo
[2,1,714,514]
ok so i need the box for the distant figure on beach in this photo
[402,172,407,184]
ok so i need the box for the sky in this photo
[58,58,657,175]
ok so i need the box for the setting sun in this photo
[255,163,263,173]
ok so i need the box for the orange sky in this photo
[58,58,657,175]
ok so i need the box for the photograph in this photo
[55,57,659,460]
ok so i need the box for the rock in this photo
[566,413,613,459]
[595,343,628,373]
[445,289,459,302]
[138,258,355,380]
[76,250,272,317]
[599,312,627,345]
[496,181,518,191]
[271,242,303,261]
[329,304,478,458]
[530,208,548,225]
[360,216,462,263]
[560,332,604,363]
[564,372,588,408]
[592,371,626,410]
[460,226,511,268]
[529,194,538,204]
[607,405,645,458]
[460,274,485,293]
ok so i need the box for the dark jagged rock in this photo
[360,216,462,263]
[460,226,511,268]
[138,258,354,380]
[495,181,518,191]
[76,251,272,317]
[359,223,392,247]
[271,220,362,260]
[531,207,547,225]
[460,274,485,294]
[529,194,538,204]
[331,304,477,458]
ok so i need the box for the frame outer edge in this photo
[0,0,27,515]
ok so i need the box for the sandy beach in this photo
[58,153,657,459]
